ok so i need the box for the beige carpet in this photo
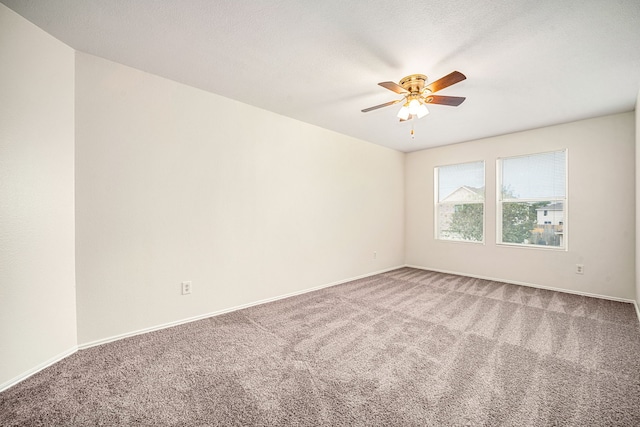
[2,267,640,426]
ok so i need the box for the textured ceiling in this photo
[3,0,640,152]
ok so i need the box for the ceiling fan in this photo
[361,71,466,121]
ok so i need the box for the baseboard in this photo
[405,264,637,305]
[3,267,404,392]
[5,264,637,394]
[79,265,405,350]
[0,346,78,393]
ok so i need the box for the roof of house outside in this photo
[536,202,563,211]
[441,186,485,202]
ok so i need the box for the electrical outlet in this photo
[373,251,377,259]
[181,281,192,295]
[575,264,584,275]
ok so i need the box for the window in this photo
[497,150,566,248]
[435,161,485,242]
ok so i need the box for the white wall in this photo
[636,91,640,306]
[0,5,77,389]
[75,53,405,345]
[406,113,635,300]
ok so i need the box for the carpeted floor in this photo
[2,267,640,426]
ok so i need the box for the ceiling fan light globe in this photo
[408,99,421,115]
[416,104,429,118]
[397,106,410,120]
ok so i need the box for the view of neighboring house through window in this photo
[435,161,485,242]
[497,150,566,248]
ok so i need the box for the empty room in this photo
[1,0,640,425]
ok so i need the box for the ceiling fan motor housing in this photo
[399,74,429,94]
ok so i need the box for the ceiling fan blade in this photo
[424,95,466,106]
[424,71,466,94]
[378,81,408,94]
[361,99,402,113]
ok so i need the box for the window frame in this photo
[496,149,568,250]
[434,160,486,244]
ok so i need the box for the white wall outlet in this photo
[575,264,584,275]
[181,281,192,295]
[373,251,377,259]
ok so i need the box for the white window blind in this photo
[501,151,566,200]
[498,150,567,248]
